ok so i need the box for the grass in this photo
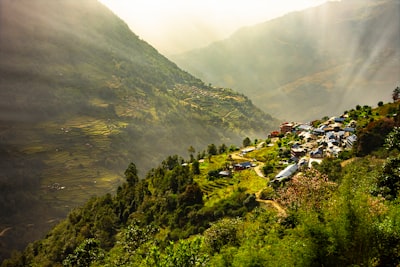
[195,151,270,208]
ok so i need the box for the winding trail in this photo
[230,150,286,216]
[255,190,286,216]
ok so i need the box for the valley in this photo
[0,0,277,261]
[0,0,399,264]
[173,0,400,121]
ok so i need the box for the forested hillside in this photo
[173,0,400,121]
[3,101,399,266]
[0,0,277,261]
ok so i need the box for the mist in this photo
[172,0,400,121]
[98,0,333,55]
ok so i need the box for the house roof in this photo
[275,164,298,180]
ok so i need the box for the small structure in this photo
[269,131,280,138]
[334,117,345,123]
[280,122,293,134]
[273,164,298,182]
[297,124,313,132]
[344,127,355,133]
[310,147,324,158]
[218,170,231,177]
[291,147,307,157]
[233,161,252,171]
[241,147,255,154]
[347,134,357,149]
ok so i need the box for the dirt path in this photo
[230,151,286,216]
[255,190,286,216]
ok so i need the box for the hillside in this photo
[0,0,277,261]
[2,102,399,266]
[172,0,400,121]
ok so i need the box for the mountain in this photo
[172,0,400,121]
[2,102,399,266]
[0,0,277,261]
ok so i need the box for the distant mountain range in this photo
[0,0,277,260]
[172,0,400,121]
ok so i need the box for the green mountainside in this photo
[3,102,399,266]
[0,0,277,260]
[172,0,400,121]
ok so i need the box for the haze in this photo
[98,0,333,55]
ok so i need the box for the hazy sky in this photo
[98,0,332,55]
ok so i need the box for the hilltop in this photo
[2,101,399,266]
[172,0,400,121]
[0,0,277,260]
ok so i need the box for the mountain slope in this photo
[3,102,399,266]
[0,0,277,260]
[173,0,400,121]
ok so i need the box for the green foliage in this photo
[124,162,139,185]
[356,118,396,156]
[63,238,104,267]
[207,144,217,156]
[5,103,400,267]
[145,237,208,267]
[242,137,252,147]
[204,218,242,253]
[385,126,400,151]
[313,157,343,182]
[192,160,200,175]
[120,221,158,254]
[393,86,400,102]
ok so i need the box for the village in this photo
[269,115,357,182]
[218,114,358,184]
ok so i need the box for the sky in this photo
[98,0,332,55]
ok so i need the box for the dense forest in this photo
[3,101,399,266]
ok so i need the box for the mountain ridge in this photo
[172,0,400,121]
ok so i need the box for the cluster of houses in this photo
[213,115,358,182]
[270,116,358,182]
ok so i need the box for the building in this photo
[280,122,293,134]
[347,134,357,149]
[274,164,298,182]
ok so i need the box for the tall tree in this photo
[125,162,139,185]
[188,146,196,162]
[393,86,400,102]
[207,144,217,156]
[243,137,251,147]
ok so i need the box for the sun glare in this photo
[98,0,331,54]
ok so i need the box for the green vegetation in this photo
[3,102,399,266]
[173,0,400,121]
[0,0,278,260]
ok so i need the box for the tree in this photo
[125,162,139,185]
[356,118,395,156]
[63,239,104,267]
[188,146,195,162]
[204,218,242,253]
[207,144,217,156]
[218,143,227,154]
[376,127,400,200]
[392,86,400,102]
[243,137,251,147]
[192,160,200,175]
[376,157,400,200]
[385,126,400,151]
[378,101,384,107]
